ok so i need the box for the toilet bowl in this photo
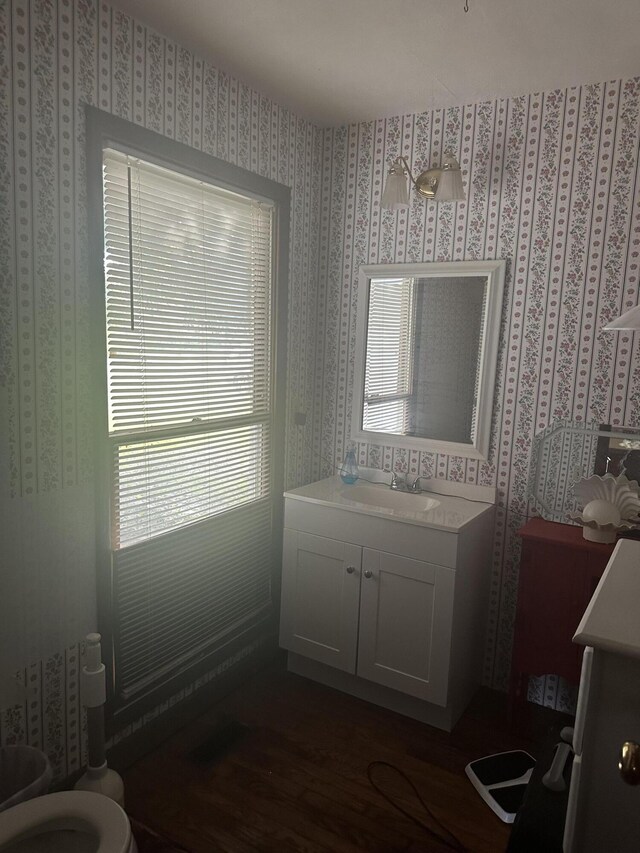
[0,791,137,853]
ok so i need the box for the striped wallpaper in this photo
[312,80,640,707]
[0,0,320,779]
[1,0,639,777]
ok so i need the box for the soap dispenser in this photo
[340,442,359,484]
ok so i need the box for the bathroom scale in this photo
[465,750,536,823]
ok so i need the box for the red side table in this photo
[510,517,615,712]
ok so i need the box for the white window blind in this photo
[102,148,276,699]
[113,425,269,548]
[363,277,414,433]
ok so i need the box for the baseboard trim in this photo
[107,639,282,775]
[55,638,282,791]
[287,652,471,732]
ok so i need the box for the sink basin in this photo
[284,475,495,532]
[339,483,440,513]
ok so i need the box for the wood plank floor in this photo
[123,661,562,853]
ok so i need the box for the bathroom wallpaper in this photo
[0,0,320,779]
[2,0,640,781]
[313,78,640,709]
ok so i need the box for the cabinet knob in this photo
[346,565,356,574]
[619,741,640,786]
[364,570,373,579]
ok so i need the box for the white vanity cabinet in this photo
[358,548,454,704]
[563,539,640,853]
[281,531,454,705]
[279,476,495,731]
[280,531,362,673]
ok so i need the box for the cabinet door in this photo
[280,529,362,673]
[512,534,611,686]
[357,549,454,705]
[567,651,640,852]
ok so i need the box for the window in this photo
[362,277,415,433]
[104,150,273,547]
[90,112,288,717]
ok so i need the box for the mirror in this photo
[352,261,506,460]
[530,420,640,523]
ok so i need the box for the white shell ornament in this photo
[568,473,640,543]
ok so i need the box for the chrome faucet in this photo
[389,471,403,491]
[389,472,423,493]
[408,475,423,493]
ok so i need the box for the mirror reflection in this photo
[529,421,640,523]
[363,275,487,444]
[352,260,505,460]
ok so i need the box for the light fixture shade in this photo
[435,157,465,202]
[381,161,409,210]
[603,304,640,331]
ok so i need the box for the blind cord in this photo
[366,761,468,852]
[126,162,135,330]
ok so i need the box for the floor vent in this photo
[188,719,250,765]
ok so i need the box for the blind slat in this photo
[104,148,274,435]
[114,508,272,694]
[363,278,414,433]
[103,147,276,700]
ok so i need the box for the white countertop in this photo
[574,538,640,659]
[284,475,495,533]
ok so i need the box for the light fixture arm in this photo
[396,153,464,199]
[382,153,465,209]
[394,155,419,189]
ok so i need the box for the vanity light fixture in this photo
[380,153,465,210]
[602,304,640,331]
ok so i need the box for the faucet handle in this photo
[408,475,422,493]
[390,471,399,490]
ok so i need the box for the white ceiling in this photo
[112,0,640,127]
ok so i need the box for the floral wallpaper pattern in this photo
[313,79,640,707]
[0,0,320,779]
[1,0,639,780]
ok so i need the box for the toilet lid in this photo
[0,791,131,853]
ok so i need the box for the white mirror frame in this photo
[351,260,506,460]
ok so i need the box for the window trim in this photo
[86,106,290,731]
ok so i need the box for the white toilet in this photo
[0,791,137,852]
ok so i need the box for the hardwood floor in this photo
[123,660,560,852]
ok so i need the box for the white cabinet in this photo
[281,533,455,704]
[279,477,495,731]
[563,539,640,853]
[358,549,454,704]
[280,531,361,672]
